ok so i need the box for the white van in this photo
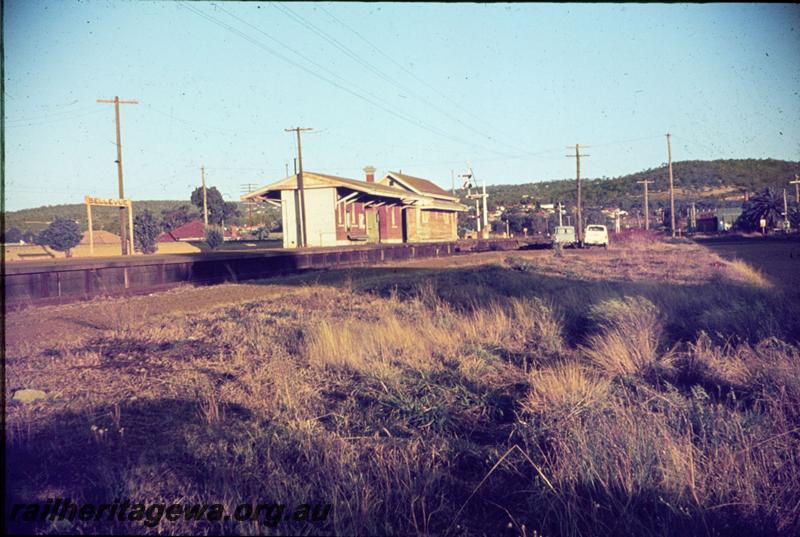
[584,225,609,248]
[552,226,576,247]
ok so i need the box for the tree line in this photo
[4,186,283,254]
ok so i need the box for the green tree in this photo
[4,227,23,243]
[160,205,198,232]
[133,210,160,254]
[38,217,82,257]
[190,187,241,226]
[737,188,784,231]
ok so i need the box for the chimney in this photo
[363,165,376,183]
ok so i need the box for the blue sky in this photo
[4,1,799,210]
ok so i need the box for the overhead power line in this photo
[6,109,106,128]
[317,5,520,144]
[273,2,540,158]
[179,2,519,158]
[6,104,100,123]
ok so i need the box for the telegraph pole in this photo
[566,144,589,244]
[790,175,800,205]
[636,179,653,230]
[240,183,259,227]
[285,127,312,247]
[482,178,488,231]
[784,188,789,230]
[201,166,208,227]
[666,133,676,237]
[97,96,138,255]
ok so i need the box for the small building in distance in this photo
[242,167,466,248]
[715,207,742,231]
[695,213,718,233]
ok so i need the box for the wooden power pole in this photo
[790,174,800,205]
[784,188,790,229]
[666,133,676,237]
[97,96,138,255]
[285,127,313,247]
[637,179,653,230]
[201,165,208,227]
[566,144,589,243]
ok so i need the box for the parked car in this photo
[552,226,576,247]
[584,224,609,248]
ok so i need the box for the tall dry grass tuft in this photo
[722,258,772,289]
[583,296,669,377]
[524,361,610,419]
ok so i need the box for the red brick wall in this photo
[378,205,403,241]
[335,200,347,241]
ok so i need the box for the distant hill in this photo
[3,200,190,234]
[5,159,799,235]
[485,158,800,211]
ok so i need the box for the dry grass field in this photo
[5,234,800,536]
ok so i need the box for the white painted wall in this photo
[281,187,338,248]
[304,187,337,246]
[281,190,299,248]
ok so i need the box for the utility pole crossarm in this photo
[790,175,800,204]
[97,96,139,255]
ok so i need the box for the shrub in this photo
[4,227,23,243]
[256,226,271,240]
[205,226,224,250]
[583,296,667,376]
[133,210,160,254]
[38,217,82,257]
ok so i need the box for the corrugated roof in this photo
[166,220,206,240]
[242,171,467,212]
[419,200,468,212]
[384,172,455,199]
[242,172,414,201]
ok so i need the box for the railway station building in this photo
[242,167,466,248]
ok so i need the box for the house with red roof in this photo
[157,220,235,243]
